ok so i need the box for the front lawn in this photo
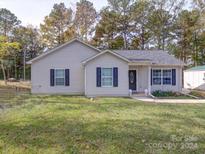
[0,94,205,153]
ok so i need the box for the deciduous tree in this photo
[12,25,43,79]
[0,36,19,83]
[0,8,21,37]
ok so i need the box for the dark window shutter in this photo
[151,69,153,85]
[96,67,101,87]
[50,69,55,86]
[65,69,70,86]
[113,67,118,87]
[172,69,176,85]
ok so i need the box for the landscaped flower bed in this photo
[152,90,192,99]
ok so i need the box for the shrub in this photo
[152,90,178,97]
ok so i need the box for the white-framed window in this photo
[152,69,162,85]
[55,69,65,86]
[163,69,172,85]
[101,68,113,87]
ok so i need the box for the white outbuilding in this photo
[184,66,205,90]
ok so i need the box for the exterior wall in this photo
[31,41,98,94]
[184,70,205,90]
[129,65,183,93]
[31,39,183,95]
[151,66,183,92]
[85,53,129,97]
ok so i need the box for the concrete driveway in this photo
[132,96,205,104]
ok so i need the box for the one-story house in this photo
[184,65,205,90]
[27,38,184,97]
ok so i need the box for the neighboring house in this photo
[27,38,184,97]
[184,66,205,90]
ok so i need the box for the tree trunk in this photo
[162,32,165,51]
[194,32,198,66]
[162,26,166,51]
[157,36,161,50]
[141,25,145,50]
[23,51,26,80]
[123,32,127,49]
[15,55,17,79]
[7,68,10,79]
[0,60,7,85]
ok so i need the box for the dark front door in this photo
[129,70,137,91]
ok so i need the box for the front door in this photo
[129,70,137,91]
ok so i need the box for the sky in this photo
[0,0,108,27]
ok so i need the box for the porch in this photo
[128,65,151,94]
[128,64,182,95]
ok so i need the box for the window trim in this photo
[101,68,113,87]
[152,69,173,86]
[54,69,65,86]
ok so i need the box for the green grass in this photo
[0,94,205,153]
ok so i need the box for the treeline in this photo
[0,0,205,81]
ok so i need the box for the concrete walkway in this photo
[132,96,205,104]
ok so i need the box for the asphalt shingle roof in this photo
[114,50,184,65]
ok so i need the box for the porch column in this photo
[148,66,151,95]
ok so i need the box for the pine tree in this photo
[74,0,97,41]
[40,3,74,48]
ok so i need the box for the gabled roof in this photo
[82,50,130,65]
[27,38,101,64]
[114,50,185,66]
[185,65,205,71]
[27,38,184,66]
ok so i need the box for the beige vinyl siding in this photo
[85,52,129,97]
[30,39,183,95]
[31,41,98,94]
